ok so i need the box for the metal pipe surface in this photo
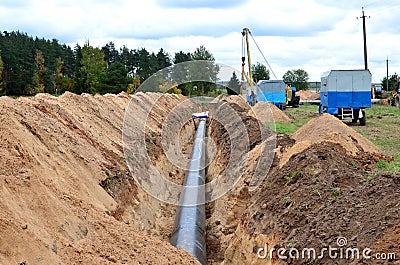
[170,119,207,265]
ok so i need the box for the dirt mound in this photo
[2,91,399,265]
[296,90,320,100]
[204,98,277,264]
[0,92,199,264]
[214,94,250,111]
[224,142,400,264]
[249,102,292,123]
[278,114,390,168]
[377,99,390,105]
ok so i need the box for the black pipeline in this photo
[170,111,208,265]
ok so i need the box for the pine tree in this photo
[227,71,240,95]
[104,62,128,94]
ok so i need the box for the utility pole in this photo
[386,56,389,91]
[358,7,370,70]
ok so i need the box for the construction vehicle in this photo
[286,85,300,108]
[319,69,371,126]
[256,80,286,109]
[241,28,257,105]
[241,27,299,109]
[371,84,382,99]
[255,80,299,109]
[389,89,400,107]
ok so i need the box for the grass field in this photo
[266,104,318,134]
[356,104,400,173]
[271,104,400,174]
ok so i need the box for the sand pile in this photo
[220,111,397,265]
[278,114,389,168]
[2,91,399,265]
[224,141,400,264]
[213,95,292,123]
[0,92,199,264]
[296,90,320,100]
[249,102,292,123]
[203,102,398,265]
[214,94,250,111]
[204,98,276,264]
[377,98,390,105]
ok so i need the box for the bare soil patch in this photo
[296,90,320,100]
[249,102,292,123]
[0,92,199,265]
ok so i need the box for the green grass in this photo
[267,103,400,174]
[282,196,292,206]
[354,104,400,174]
[284,170,304,183]
[281,104,318,134]
[375,160,390,169]
[330,186,339,196]
[375,154,400,174]
[265,121,301,134]
[364,104,400,116]
[312,189,321,197]
[265,104,318,134]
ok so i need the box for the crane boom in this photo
[242,28,256,105]
[243,28,253,83]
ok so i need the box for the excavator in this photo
[389,89,400,107]
[285,85,300,108]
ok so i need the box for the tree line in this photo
[0,31,221,96]
[0,31,320,97]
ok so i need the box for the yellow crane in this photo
[241,28,257,105]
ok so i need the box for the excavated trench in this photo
[101,94,267,264]
[101,93,400,265]
[3,92,398,264]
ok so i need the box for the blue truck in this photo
[319,69,372,126]
[252,80,299,109]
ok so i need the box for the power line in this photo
[364,0,382,8]
[248,32,278,80]
[365,0,398,15]
[374,5,400,16]
[364,0,396,9]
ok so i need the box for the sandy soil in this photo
[213,95,250,112]
[249,102,292,123]
[1,92,398,265]
[277,114,392,168]
[0,92,199,265]
[296,90,320,100]
[214,95,292,123]
[201,96,398,265]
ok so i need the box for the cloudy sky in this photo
[1,0,399,83]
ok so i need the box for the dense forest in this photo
[0,31,223,96]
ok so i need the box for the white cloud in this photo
[155,0,248,9]
[1,0,399,83]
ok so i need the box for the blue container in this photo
[320,70,371,115]
[256,80,286,105]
